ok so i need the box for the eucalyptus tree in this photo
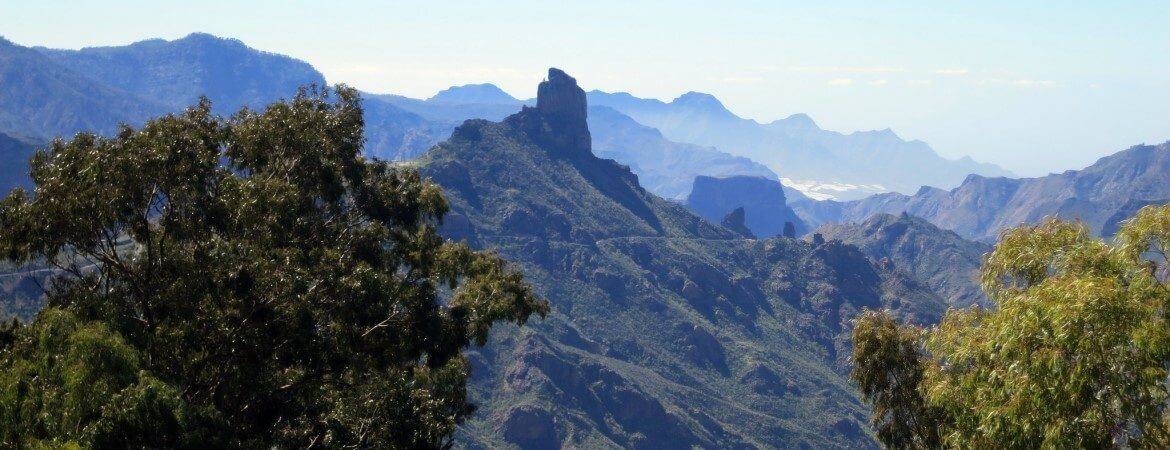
[0,86,547,448]
[854,206,1170,449]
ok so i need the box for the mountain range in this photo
[585,91,1012,200]
[0,33,454,164]
[794,142,1170,242]
[3,30,1169,448]
[418,68,945,448]
[374,83,785,201]
[0,32,1018,206]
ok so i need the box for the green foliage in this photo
[851,310,944,449]
[0,86,547,448]
[853,209,1170,449]
[0,308,197,448]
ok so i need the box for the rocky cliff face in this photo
[686,175,808,238]
[529,68,592,155]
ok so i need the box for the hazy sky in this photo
[3,0,1169,176]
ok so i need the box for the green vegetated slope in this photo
[417,69,945,448]
[817,213,991,309]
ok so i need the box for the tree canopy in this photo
[853,206,1170,449]
[0,86,547,448]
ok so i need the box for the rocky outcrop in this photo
[686,175,807,238]
[720,207,755,238]
[530,68,591,155]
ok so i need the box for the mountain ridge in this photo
[585,89,1012,199]
[795,142,1170,242]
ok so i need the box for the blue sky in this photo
[3,0,1169,175]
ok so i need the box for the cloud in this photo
[906,79,933,85]
[868,79,889,86]
[975,78,1055,88]
[827,78,856,86]
[934,68,970,75]
[752,65,905,74]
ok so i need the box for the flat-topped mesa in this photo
[531,68,591,154]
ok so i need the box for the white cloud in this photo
[827,78,856,86]
[769,65,906,74]
[975,78,1055,88]
[868,79,889,86]
[934,68,970,75]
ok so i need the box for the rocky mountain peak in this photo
[537,68,587,119]
[529,68,591,154]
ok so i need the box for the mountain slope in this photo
[38,33,326,113]
[0,34,444,163]
[587,90,1011,200]
[417,68,945,448]
[589,106,779,200]
[0,132,41,192]
[0,37,166,139]
[796,142,1170,242]
[817,214,991,308]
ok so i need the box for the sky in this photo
[2,0,1169,176]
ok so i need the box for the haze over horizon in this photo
[3,0,1168,176]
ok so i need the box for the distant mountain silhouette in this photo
[685,175,807,237]
[428,83,521,105]
[796,142,1170,242]
[0,34,450,164]
[38,33,326,113]
[0,37,166,138]
[590,105,778,200]
[586,90,1012,199]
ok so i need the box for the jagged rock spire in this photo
[533,68,591,153]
